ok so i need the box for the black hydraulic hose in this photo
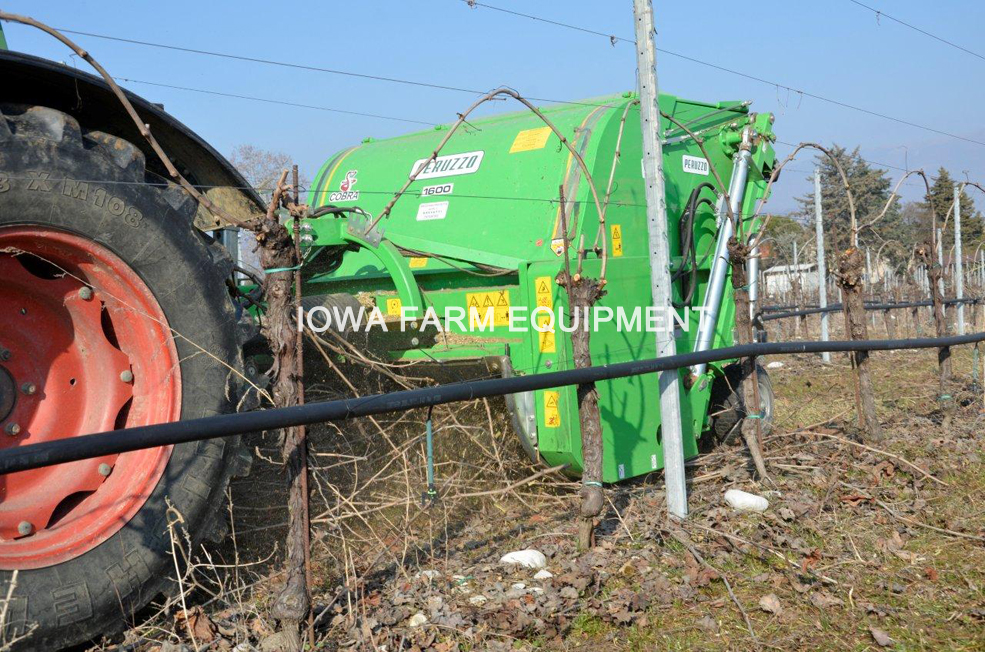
[672,183,715,307]
[309,204,370,219]
[1,331,984,476]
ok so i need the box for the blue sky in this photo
[3,0,984,214]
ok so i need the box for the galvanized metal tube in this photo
[748,237,760,323]
[425,415,436,495]
[691,145,751,375]
[814,168,830,362]
[937,228,945,298]
[955,184,965,335]
[634,0,687,519]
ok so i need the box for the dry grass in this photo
[98,310,985,651]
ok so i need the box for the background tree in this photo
[762,213,808,267]
[229,144,308,202]
[795,145,903,263]
[228,145,309,275]
[912,167,983,251]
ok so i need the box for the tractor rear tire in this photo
[0,105,252,650]
[708,362,775,446]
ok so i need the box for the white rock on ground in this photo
[534,569,554,580]
[468,594,488,606]
[724,489,770,512]
[499,549,547,569]
[766,361,785,369]
[407,612,428,627]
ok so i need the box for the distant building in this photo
[763,263,818,295]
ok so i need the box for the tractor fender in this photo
[0,49,264,228]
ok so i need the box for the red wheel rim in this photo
[0,226,179,569]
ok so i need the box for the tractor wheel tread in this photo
[145,172,199,223]
[0,103,83,147]
[0,103,255,651]
[201,230,236,279]
[0,106,12,140]
[81,129,146,182]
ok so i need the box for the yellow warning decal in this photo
[534,276,553,308]
[509,127,552,153]
[465,289,511,326]
[537,314,556,353]
[534,276,555,352]
[543,390,561,428]
[385,297,402,316]
[409,257,428,269]
[611,224,624,257]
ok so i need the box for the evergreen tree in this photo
[795,145,904,263]
[915,167,983,252]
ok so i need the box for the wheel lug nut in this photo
[4,423,20,436]
[120,370,134,383]
[17,521,32,536]
[20,383,36,395]
[0,349,10,361]
[79,286,93,301]
[98,463,112,477]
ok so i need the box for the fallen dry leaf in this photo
[879,530,905,553]
[871,460,896,483]
[250,617,273,638]
[809,590,844,610]
[869,626,894,647]
[840,493,871,507]
[802,548,822,573]
[759,593,783,615]
[696,615,719,633]
[174,606,216,643]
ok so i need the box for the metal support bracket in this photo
[304,216,426,316]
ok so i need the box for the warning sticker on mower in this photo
[465,290,511,327]
[408,257,428,269]
[534,276,553,309]
[538,315,556,353]
[410,151,484,180]
[416,201,449,221]
[509,127,552,153]
[610,224,624,257]
[535,276,556,353]
[543,391,561,428]
[681,155,710,176]
[385,297,402,316]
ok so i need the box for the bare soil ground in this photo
[106,317,985,652]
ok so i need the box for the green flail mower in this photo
[298,91,778,482]
[0,26,777,648]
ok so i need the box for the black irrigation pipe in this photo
[2,331,985,476]
[760,297,981,313]
[758,297,980,322]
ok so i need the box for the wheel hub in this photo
[0,226,180,569]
